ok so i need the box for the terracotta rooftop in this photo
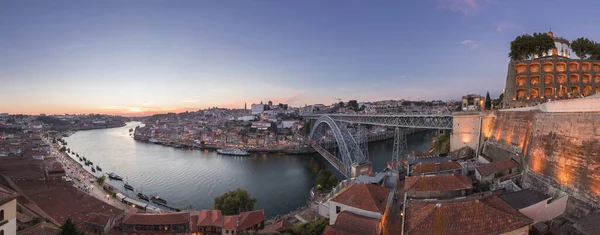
[197,210,223,227]
[0,184,18,204]
[405,174,472,192]
[324,211,380,235]
[405,195,533,235]
[238,209,265,230]
[411,161,462,174]
[476,159,518,176]
[261,218,293,233]
[124,212,190,225]
[190,215,199,233]
[86,213,113,227]
[223,215,238,230]
[330,183,389,213]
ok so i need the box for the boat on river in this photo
[91,167,96,173]
[124,183,134,191]
[137,192,149,201]
[216,148,250,156]
[151,195,167,204]
[96,165,102,171]
[107,173,123,181]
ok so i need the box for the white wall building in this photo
[251,104,264,115]
[0,186,18,235]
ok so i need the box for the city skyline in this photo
[2,0,600,116]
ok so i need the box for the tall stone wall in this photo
[482,111,534,162]
[450,112,495,153]
[523,112,600,218]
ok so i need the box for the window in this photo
[1,230,4,235]
[0,210,3,221]
[336,206,341,214]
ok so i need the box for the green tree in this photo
[316,169,337,190]
[97,175,106,185]
[58,217,83,235]
[287,219,328,235]
[214,189,257,216]
[485,92,492,110]
[571,37,600,59]
[492,93,504,107]
[432,132,450,154]
[509,33,554,60]
[347,100,359,111]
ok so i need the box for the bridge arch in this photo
[309,115,366,177]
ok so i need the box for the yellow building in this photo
[0,185,18,235]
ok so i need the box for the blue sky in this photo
[1,0,599,115]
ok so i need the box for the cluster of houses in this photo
[316,149,570,235]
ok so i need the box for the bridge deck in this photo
[311,142,346,177]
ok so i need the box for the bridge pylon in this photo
[391,127,407,171]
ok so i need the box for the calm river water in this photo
[65,121,435,218]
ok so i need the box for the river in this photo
[64,121,436,218]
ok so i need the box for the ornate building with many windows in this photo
[503,31,600,108]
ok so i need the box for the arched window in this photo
[544,74,553,85]
[529,62,540,73]
[1,209,4,221]
[571,86,580,96]
[516,63,527,73]
[557,74,567,84]
[569,62,579,72]
[530,88,540,99]
[556,62,567,72]
[544,87,554,97]
[582,62,591,72]
[516,89,526,100]
[583,74,592,84]
[570,74,580,84]
[584,86,592,96]
[516,76,527,87]
[594,63,600,73]
[595,75,600,84]
[530,76,540,85]
[543,62,554,72]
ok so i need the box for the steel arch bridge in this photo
[302,113,453,129]
[309,115,367,178]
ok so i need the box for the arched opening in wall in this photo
[556,62,567,72]
[569,62,580,72]
[530,88,540,99]
[583,86,592,96]
[543,62,554,72]
[570,74,580,84]
[597,87,600,95]
[582,62,591,72]
[583,74,592,84]
[594,63,600,73]
[516,76,527,87]
[558,86,567,97]
[595,75,600,84]
[516,89,526,100]
[571,86,580,96]
[544,74,554,85]
[529,62,540,73]
[530,75,540,85]
[516,63,527,73]
[544,87,554,97]
[558,74,567,85]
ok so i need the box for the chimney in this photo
[435,162,441,173]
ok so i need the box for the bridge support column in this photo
[392,127,407,171]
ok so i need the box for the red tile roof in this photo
[238,209,265,230]
[405,195,533,235]
[324,211,380,235]
[197,210,223,227]
[0,184,18,204]
[405,174,472,192]
[411,161,462,174]
[261,219,293,232]
[86,213,113,226]
[476,159,518,176]
[223,215,238,230]
[124,212,190,225]
[330,183,389,213]
[190,215,199,233]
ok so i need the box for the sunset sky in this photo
[2,0,599,116]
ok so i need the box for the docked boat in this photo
[107,173,123,181]
[216,148,250,156]
[151,195,167,204]
[137,192,149,201]
[91,167,96,173]
[96,165,102,171]
[129,128,133,132]
[124,183,134,191]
